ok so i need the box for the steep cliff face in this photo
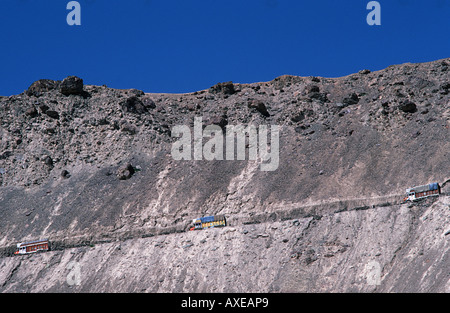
[0,59,449,292]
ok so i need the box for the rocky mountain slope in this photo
[0,58,449,292]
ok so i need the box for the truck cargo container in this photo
[14,239,49,255]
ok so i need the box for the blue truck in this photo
[190,215,226,231]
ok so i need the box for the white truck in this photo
[404,182,440,202]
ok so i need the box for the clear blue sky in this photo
[0,0,449,96]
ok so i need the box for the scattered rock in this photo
[271,75,302,90]
[25,106,38,118]
[121,96,147,114]
[304,249,318,265]
[42,156,53,168]
[60,76,84,96]
[306,85,320,94]
[61,170,71,179]
[121,122,137,135]
[45,110,60,119]
[0,151,12,160]
[248,99,270,117]
[309,92,328,102]
[39,104,49,113]
[25,208,34,216]
[26,79,59,97]
[182,243,194,249]
[441,82,450,95]
[117,163,135,180]
[398,100,417,113]
[127,89,145,97]
[209,81,236,95]
[141,96,156,110]
[342,93,359,106]
[291,111,305,123]
[305,85,328,102]
[359,69,371,75]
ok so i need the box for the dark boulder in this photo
[398,100,417,113]
[117,163,135,180]
[141,96,156,110]
[441,82,450,95]
[60,76,84,96]
[305,85,328,102]
[42,156,53,168]
[61,170,71,179]
[291,111,305,123]
[121,96,147,114]
[248,99,270,117]
[120,122,137,135]
[25,106,39,118]
[306,85,320,94]
[342,93,360,106]
[272,75,303,90]
[39,104,49,113]
[309,92,329,102]
[26,79,59,97]
[209,81,236,95]
[45,110,60,119]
